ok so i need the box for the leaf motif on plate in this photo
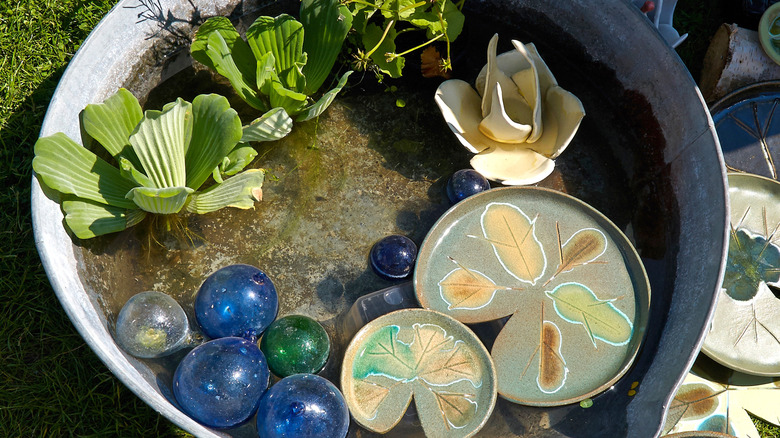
[545,226,607,285]
[520,320,567,394]
[352,376,394,419]
[477,202,546,285]
[432,390,478,429]
[545,282,632,347]
[438,257,522,311]
[665,382,723,430]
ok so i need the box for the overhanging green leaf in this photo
[409,0,464,41]
[242,107,293,142]
[246,15,306,91]
[201,28,267,111]
[80,88,143,168]
[118,157,154,188]
[129,98,191,189]
[191,17,258,83]
[300,0,353,94]
[126,186,194,214]
[184,94,243,190]
[33,132,138,209]
[296,70,352,121]
[362,23,404,78]
[185,169,265,214]
[62,198,145,239]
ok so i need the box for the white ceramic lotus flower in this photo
[435,34,585,185]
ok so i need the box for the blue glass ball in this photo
[173,337,270,428]
[446,169,490,203]
[256,374,350,438]
[369,235,417,279]
[195,264,278,340]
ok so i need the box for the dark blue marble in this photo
[173,337,270,428]
[194,264,278,340]
[256,374,349,438]
[369,235,417,279]
[446,169,490,203]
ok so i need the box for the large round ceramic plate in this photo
[415,187,650,406]
[701,173,780,376]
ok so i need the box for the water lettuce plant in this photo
[346,0,465,79]
[191,0,353,121]
[32,88,293,239]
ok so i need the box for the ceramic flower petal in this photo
[435,79,491,154]
[470,143,554,186]
[529,86,585,158]
[478,82,533,143]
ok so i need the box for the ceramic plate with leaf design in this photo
[414,187,650,406]
[341,308,497,438]
[662,355,780,437]
[701,173,780,376]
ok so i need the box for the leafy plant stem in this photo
[397,0,428,15]
[437,6,453,70]
[387,33,444,61]
[365,19,396,58]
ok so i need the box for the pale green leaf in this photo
[242,107,293,142]
[129,98,191,189]
[219,145,258,176]
[296,70,352,122]
[269,81,308,116]
[62,198,145,239]
[184,94,243,190]
[300,0,353,93]
[380,0,418,21]
[126,186,194,214]
[203,29,268,111]
[118,157,154,188]
[362,23,404,78]
[80,88,143,168]
[33,132,137,209]
[185,169,265,214]
[256,52,278,95]
[246,15,306,91]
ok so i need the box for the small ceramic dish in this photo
[759,2,780,66]
[414,186,650,406]
[340,308,497,438]
[701,173,780,376]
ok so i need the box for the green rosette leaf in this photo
[300,0,353,94]
[184,94,243,190]
[62,198,146,239]
[126,186,194,214]
[242,107,293,142]
[186,169,265,214]
[246,15,306,91]
[129,98,191,189]
[80,88,143,168]
[33,132,137,209]
[296,70,352,121]
[219,145,259,177]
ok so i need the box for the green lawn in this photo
[0,0,775,436]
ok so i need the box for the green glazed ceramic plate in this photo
[341,308,497,438]
[414,187,650,406]
[701,173,780,376]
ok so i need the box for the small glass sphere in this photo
[256,374,350,438]
[370,235,418,279]
[260,315,330,377]
[194,264,278,340]
[173,337,270,428]
[447,169,490,203]
[114,291,190,358]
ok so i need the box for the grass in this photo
[0,0,776,436]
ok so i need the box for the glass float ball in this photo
[195,264,278,340]
[370,235,418,280]
[260,315,330,377]
[256,374,350,438]
[446,169,490,203]
[173,337,270,428]
[114,291,190,358]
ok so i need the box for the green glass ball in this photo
[260,315,330,377]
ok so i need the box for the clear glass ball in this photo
[114,291,191,358]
